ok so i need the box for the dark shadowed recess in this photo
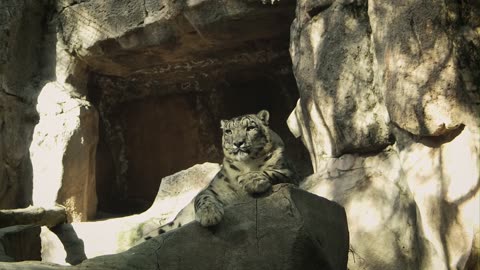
[89,65,312,217]
[86,11,313,216]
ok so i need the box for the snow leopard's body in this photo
[149,110,297,237]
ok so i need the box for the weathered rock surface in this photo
[301,148,419,269]
[30,82,99,222]
[0,0,50,209]
[302,127,480,269]
[289,0,480,269]
[40,163,219,265]
[369,1,479,136]
[0,185,349,270]
[0,0,53,261]
[288,0,391,161]
[65,0,311,213]
[57,0,295,76]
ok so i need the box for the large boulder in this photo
[288,0,480,269]
[0,184,349,270]
[302,149,420,269]
[288,0,391,161]
[30,82,99,222]
[369,1,479,136]
[80,184,349,270]
[302,126,480,270]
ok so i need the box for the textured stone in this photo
[290,1,480,269]
[302,149,420,269]
[3,185,348,270]
[40,163,219,265]
[0,0,52,262]
[369,1,480,136]
[57,0,296,76]
[288,0,391,161]
[30,82,99,222]
[301,127,480,270]
[85,185,348,270]
[0,0,50,209]
[393,125,480,270]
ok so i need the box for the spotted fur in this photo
[151,110,298,237]
[195,110,298,226]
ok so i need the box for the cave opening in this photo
[78,1,312,218]
[88,64,312,217]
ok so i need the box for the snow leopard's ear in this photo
[257,110,270,126]
[220,120,227,129]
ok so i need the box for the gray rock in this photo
[301,125,480,270]
[288,1,480,268]
[369,1,480,136]
[77,184,349,270]
[30,82,99,222]
[57,0,296,76]
[0,0,50,209]
[302,149,420,269]
[288,0,391,160]
[0,185,349,270]
[40,163,219,265]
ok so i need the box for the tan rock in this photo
[30,82,98,222]
[40,163,219,265]
[288,0,391,161]
[289,1,480,268]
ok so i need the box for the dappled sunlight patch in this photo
[39,163,220,265]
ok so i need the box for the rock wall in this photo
[0,0,54,261]
[0,0,50,211]
[1,0,479,268]
[288,0,480,269]
[56,0,311,214]
[2,0,311,261]
[0,0,99,224]
[2,185,350,270]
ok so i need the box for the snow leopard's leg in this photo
[194,171,226,226]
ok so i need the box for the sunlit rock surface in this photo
[290,1,480,269]
[40,163,219,265]
[369,1,479,136]
[288,0,391,160]
[30,82,99,222]
[301,149,419,269]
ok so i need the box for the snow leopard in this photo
[146,110,298,239]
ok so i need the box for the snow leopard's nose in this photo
[233,140,245,148]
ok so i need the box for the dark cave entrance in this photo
[82,1,312,217]
[89,66,312,217]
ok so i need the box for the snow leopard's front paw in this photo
[195,200,224,227]
[238,172,272,194]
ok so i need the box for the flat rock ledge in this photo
[0,185,349,270]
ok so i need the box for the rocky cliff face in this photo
[0,0,54,261]
[288,0,479,269]
[0,0,479,269]
[55,0,310,215]
[1,0,309,221]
